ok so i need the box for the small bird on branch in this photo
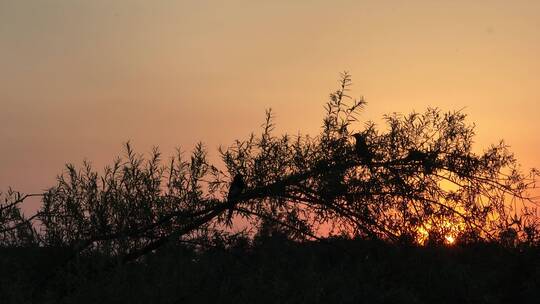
[353,133,373,164]
[226,173,245,222]
[405,149,439,174]
[405,149,425,162]
[423,151,439,174]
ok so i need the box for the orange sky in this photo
[1,1,539,213]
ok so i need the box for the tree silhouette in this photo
[220,73,539,245]
[2,72,539,263]
[0,190,40,246]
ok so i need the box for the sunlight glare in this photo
[415,218,463,246]
[444,235,456,245]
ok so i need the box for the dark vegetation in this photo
[1,73,539,303]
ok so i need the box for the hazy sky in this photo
[1,1,539,211]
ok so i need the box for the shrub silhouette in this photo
[1,72,540,302]
[2,72,539,255]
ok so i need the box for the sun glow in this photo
[415,219,463,246]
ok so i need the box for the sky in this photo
[1,0,539,213]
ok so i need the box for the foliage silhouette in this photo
[1,72,540,302]
[2,73,540,251]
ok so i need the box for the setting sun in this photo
[415,217,464,246]
[445,235,456,245]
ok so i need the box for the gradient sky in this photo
[1,1,539,213]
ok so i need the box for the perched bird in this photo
[405,149,438,173]
[352,133,372,163]
[423,151,439,174]
[226,173,245,221]
[405,149,425,162]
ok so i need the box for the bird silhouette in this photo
[405,149,425,162]
[352,133,372,163]
[405,149,438,173]
[226,173,245,222]
[423,151,439,174]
